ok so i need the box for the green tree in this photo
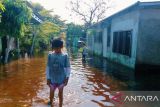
[30,1,65,28]
[0,0,32,63]
[36,21,60,50]
[67,23,85,36]
[0,1,5,12]
[29,2,65,52]
[0,0,5,22]
[19,25,33,57]
[39,21,60,36]
[28,21,61,55]
[66,23,85,47]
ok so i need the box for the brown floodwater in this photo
[0,51,160,107]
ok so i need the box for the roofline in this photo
[90,1,160,28]
[90,1,139,28]
[26,1,44,22]
[139,1,160,3]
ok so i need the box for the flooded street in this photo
[1,0,160,106]
[0,51,160,107]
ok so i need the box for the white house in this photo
[87,1,160,69]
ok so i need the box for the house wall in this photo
[107,10,140,68]
[87,33,94,52]
[137,8,160,66]
[102,28,107,57]
[87,3,160,69]
[87,26,103,56]
[94,26,103,56]
[102,24,112,58]
[94,39,103,56]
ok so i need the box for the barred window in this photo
[112,30,132,57]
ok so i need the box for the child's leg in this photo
[58,86,64,107]
[49,84,56,105]
[50,87,55,105]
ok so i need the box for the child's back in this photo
[47,52,69,84]
[46,38,71,107]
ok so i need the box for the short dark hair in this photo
[51,38,63,49]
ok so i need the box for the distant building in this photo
[87,1,160,69]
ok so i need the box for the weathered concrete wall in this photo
[88,11,140,68]
[92,26,103,56]
[87,33,94,52]
[103,25,112,58]
[87,3,160,69]
[94,41,103,56]
[137,9,160,66]
[87,26,103,56]
[102,28,107,57]
[107,10,140,68]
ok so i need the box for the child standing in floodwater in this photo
[46,38,71,107]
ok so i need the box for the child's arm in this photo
[46,53,51,86]
[64,68,71,78]
[46,66,51,86]
[64,54,71,85]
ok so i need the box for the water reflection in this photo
[87,53,160,91]
[0,57,46,107]
[0,48,160,107]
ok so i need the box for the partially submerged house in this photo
[87,1,160,69]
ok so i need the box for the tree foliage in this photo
[26,2,66,51]
[39,21,60,36]
[0,0,32,37]
[29,1,66,34]
[0,1,5,12]
[30,2,65,28]
[40,10,65,28]
[66,23,85,36]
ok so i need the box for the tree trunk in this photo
[30,33,36,57]
[4,36,14,64]
[30,25,37,57]
[1,36,7,64]
[17,38,20,58]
